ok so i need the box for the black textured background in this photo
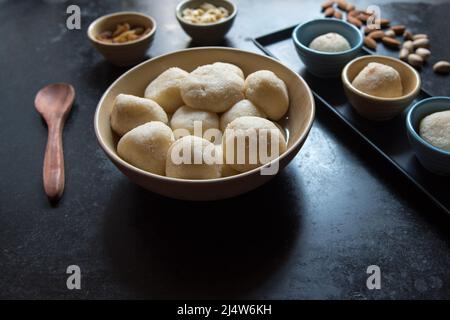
[0,0,450,299]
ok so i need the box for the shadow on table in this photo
[102,170,303,299]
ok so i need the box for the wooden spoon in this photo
[34,83,75,202]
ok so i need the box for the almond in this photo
[334,10,343,19]
[358,13,368,22]
[399,48,409,61]
[364,36,377,50]
[391,25,406,35]
[324,7,335,17]
[415,48,431,60]
[407,53,423,68]
[382,36,400,48]
[403,40,414,52]
[348,10,359,17]
[364,25,378,34]
[384,29,396,38]
[403,30,413,41]
[433,61,450,74]
[379,18,390,27]
[336,0,348,11]
[321,0,334,11]
[369,30,385,41]
[413,38,430,49]
[347,16,362,27]
[345,4,355,12]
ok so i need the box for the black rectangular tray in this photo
[252,25,450,215]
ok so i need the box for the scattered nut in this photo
[364,36,377,50]
[415,48,431,61]
[321,0,334,11]
[384,29,396,38]
[403,30,413,40]
[412,34,428,40]
[347,16,362,27]
[408,54,423,68]
[337,0,348,11]
[399,48,409,61]
[348,10,359,17]
[391,25,406,35]
[346,4,355,12]
[334,10,343,19]
[433,61,450,74]
[403,40,414,52]
[324,7,335,17]
[382,36,400,48]
[357,13,369,23]
[369,30,385,41]
[379,18,390,28]
[413,38,430,49]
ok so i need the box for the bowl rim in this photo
[292,18,363,56]
[175,0,237,27]
[406,96,450,156]
[94,47,315,184]
[342,55,421,102]
[87,11,157,47]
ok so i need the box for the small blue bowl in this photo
[406,97,450,176]
[292,19,363,78]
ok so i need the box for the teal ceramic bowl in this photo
[176,0,237,43]
[292,18,363,78]
[406,97,450,176]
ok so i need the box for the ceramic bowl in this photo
[94,47,315,201]
[292,18,363,78]
[87,12,157,66]
[175,0,237,43]
[406,96,450,176]
[342,55,421,121]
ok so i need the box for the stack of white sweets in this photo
[110,62,289,179]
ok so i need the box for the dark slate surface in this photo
[0,0,449,299]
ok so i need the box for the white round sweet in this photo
[117,121,175,175]
[212,62,244,79]
[352,62,403,98]
[170,106,220,141]
[420,110,450,152]
[222,116,287,172]
[220,99,266,131]
[144,67,189,114]
[180,64,245,113]
[166,135,221,179]
[110,94,168,136]
[244,70,289,121]
[309,32,351,52]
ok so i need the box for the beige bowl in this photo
[94,47,315,201]
[342,55,421,121]
[87,12,157,66]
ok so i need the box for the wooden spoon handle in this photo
[43,121,65,201]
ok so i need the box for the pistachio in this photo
[415,48,431,60]
[402,40,414,52]
[433,61,450,74]
[412,34,428,40]
[399,48,409,61]
[384,29,396,38]
[407,53,423,68]
[413,38,430,49]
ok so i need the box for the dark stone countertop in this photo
[0,0,449,299]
